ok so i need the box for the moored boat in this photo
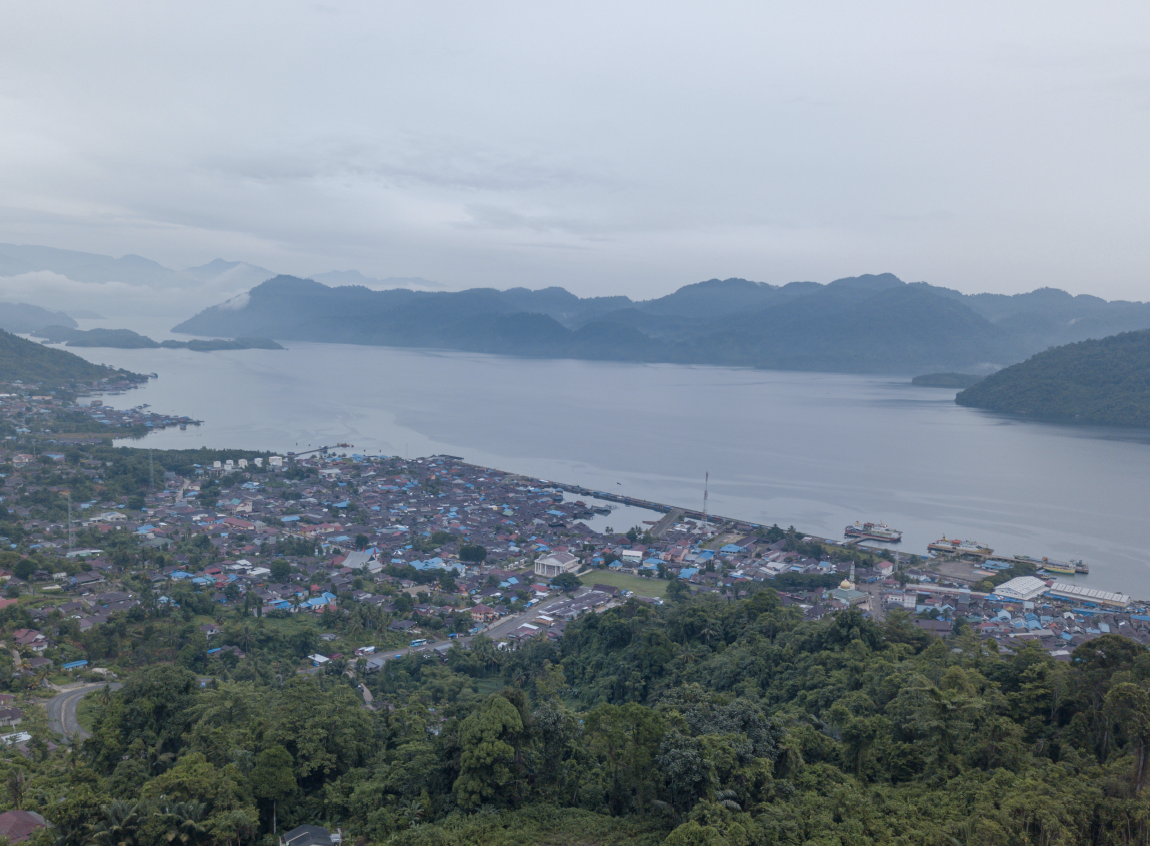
[928,536,994,558]
[845,521,903,542]
[1010,554,1089,575]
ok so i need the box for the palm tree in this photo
[699,621,719,643]
[400,799,424,828]
[87,800,143,846]
[154,799,207,846]
[161,623,180,651]
[145,738,176,777]
[236,625,256,652]
[715,789,741,812]
[7,768,25,810]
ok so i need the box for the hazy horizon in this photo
[3,2,1150,306]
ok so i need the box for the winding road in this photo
[39,591,603,738]
[45,682,120,742]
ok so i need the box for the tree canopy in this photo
[17,589,1150,846]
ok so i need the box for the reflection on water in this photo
[61,340,1150,597]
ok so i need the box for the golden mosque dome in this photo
[840,578,853,590]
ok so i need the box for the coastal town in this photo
[0,375,1141,789]
[0,380,1143,663]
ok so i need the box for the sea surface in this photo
[64,337,1150,597]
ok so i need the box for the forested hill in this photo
[956,328,1150,427]
[173,273,1150,374]
[0,329,138,386]
[45,593,1150,846]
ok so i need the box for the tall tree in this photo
[251,745,297,833]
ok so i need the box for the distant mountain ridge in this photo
[0,302,78,334]
[172,272,1150,373]
[956,329,1150,427]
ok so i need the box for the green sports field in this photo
[583,570,667,598]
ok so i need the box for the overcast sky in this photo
[2,1,1149,300]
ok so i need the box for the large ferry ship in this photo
[928,537,994,559]
[845,521,903,542]
[1010,555,1090,575]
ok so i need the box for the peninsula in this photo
[33,325,283,352]
[956,328,1150,427]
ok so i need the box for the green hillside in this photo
[956,328,1150,426]
[0,328,139,386]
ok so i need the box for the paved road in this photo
[45,682,120,742]
[649,509,683,539]
[862,581,886,621]
[44,596,585,725]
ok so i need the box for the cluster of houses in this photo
[2,408,1149,675]
[0,383,196,446]
[873,573,1146,658]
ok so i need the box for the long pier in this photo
[547,483,761,530]
[441,459,1085,574]
[441,457,731,527]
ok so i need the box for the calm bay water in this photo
[67,340,1150,597]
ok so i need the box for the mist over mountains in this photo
[174,273,1150,373]
[0,302,78,334]
[0,243,438,319]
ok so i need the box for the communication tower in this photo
[703,472,709,527]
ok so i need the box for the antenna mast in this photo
[67,491,73,553]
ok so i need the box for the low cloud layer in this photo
[0,270,247,320]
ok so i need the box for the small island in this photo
[33,325,283,351]
[911,372,985,388]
